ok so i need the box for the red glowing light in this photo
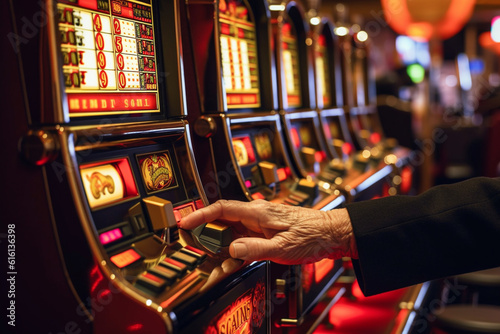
[110,249,141,268]
[380,0,475,42]
[370,132,381,144]
[342,142,353,156]
[127,323,144,332]
[314,259,334,283]
[315,151,326,163]
[251,192,265,200]
[400,167,413,194]
[276,168,288,182]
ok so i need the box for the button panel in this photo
[134,246,207,295]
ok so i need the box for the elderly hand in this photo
[179,199,357,264]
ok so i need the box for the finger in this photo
[180,200,262,230]
[229,237,282,262]
[179,200,240,230]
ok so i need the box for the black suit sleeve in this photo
[345,177,500,296]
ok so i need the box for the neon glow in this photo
[100,228,123,245]
[407,64,425,84]
[205,281,266,334]
[276,168,287,182]
[290,128,301,149]
[110,249,141,268]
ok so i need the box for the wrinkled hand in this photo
[179,200,357,264]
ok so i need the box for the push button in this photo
[295,179,318,199]
[200,223,233,247]
[170,251,198,269]
[289,190,309,205]
[284,198,300,206]
[180,246,207,262]
[160,258,187,275]
[136,272,168,294]
[148,265,178,283]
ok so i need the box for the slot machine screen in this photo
[232,136,256,166]
[254,132,272,160]
[219,0,260,109]
[315,34,332,107]
[58,0,160,118]
[282,21,301,108]
[80,158,139,209]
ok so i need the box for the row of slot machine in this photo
[5,0,419,333]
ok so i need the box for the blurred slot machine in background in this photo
[186,0,344,332]
[335,17,415,201]
[8,0,267,333]
[309,13,426,334]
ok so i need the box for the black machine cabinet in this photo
[7,0,269,333]
[186,0,345,331]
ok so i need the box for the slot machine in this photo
[269,3,390,205]
[312,16,406,202]
[186,0,344,331]
[309,17,428,334]
[8,0,267,333]
[349,24,415,196]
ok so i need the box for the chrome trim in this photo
[319,107,344,118]
[184,123,209,205]
[70,121,186,151]
[285,110,318,120]
[318,195,345,211]
[354,165,393,194]
[305,286,346,334]
[223,115,253,200]
[229,114,280,124]
[414,281,431,310]
[401,311,417,334]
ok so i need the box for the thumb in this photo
[229,238,281,262]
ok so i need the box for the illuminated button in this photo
[300,147,317,167]
[295,179,318,198]
[135,272,168,293]
[194,199,205,209]
[181,246,207,261]
[289,190,309,205]
[160,258,187,275]
[173,210,182,223]
[143,196,177,231]
[148,265,178,282]
[318,170,337,183]
[327,159,346,175]
[200,223,233,247]
[251,192,265,200]
[170,251,198,269]
[110,249,142,268]
[259,162,279,185]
